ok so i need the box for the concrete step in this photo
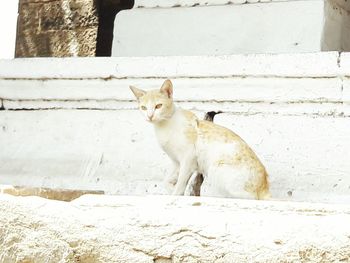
[0,52,349,203]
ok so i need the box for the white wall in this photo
[0,1,18,59]
[113,0,350,56]
[112,0,325,56]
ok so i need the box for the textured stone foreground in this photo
[1,194,350,263]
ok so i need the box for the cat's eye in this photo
[155,104,162,109]
[141,106,147,110]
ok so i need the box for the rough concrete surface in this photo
[0,194,350,263]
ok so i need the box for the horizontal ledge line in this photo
[2,108,349,118]
[1,99,347,104]
[0,75,341,81]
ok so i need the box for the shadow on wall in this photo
[96,0,134,56]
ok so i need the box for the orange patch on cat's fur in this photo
[139,90,164,103]
[183,110,198,144]
[216,145,270,200]
[197,119,241,143]
[185,126,197,144]
[245,169,270,200]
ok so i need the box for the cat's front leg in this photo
[163,161,179,193]
[172,157,197,195]
[167,161,179,185]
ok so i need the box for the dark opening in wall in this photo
[96,0,134,56]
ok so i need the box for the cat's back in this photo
[196,119,244,145]
[196,120,264,165]
[195,119,266,173]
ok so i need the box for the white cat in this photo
[130,80,270,199]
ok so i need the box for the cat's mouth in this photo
[147,117,163,123]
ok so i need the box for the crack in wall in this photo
[337,51,342,68]
[337,52,345,94]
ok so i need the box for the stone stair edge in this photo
[0,52,349,79]
[1,192,350,213]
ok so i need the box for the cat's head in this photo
[130,79,175,123]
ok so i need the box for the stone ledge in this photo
[0,194,349,262]
[0,52,345,79]
[1,78,349,116]
[2,53,349,113]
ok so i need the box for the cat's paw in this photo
[163,180,175,194]
[164,174,177,186]
[168,178,177,186]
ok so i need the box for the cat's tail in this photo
[203,111,223,122]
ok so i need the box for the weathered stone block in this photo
[16,0,99,57]
[38,0,98,31]
[16,3,41,35]
[45,28,98,56]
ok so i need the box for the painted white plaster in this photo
[0,54,350,203]
[113,0,325,56]
[340,52,350,76]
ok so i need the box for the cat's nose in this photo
[147,114,154,121]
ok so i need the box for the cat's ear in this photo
[160,79,173,98]
[129,86,146,100]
